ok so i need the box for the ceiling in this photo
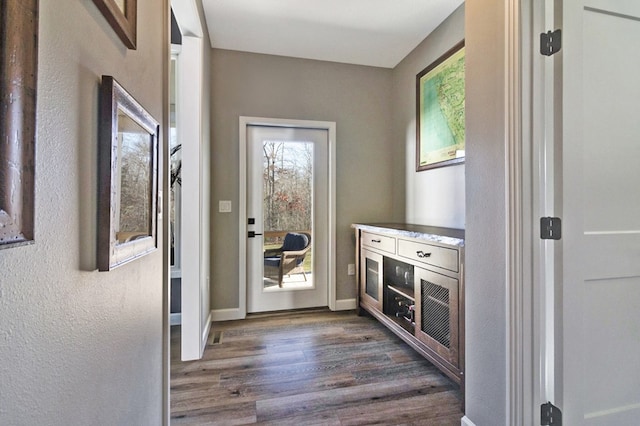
[201,0,464,69]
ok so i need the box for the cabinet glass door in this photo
[360,248,383,310]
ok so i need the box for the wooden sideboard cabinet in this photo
[353,223,465,387]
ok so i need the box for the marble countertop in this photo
[352,223,465,247]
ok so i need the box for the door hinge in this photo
[540,217,562,240]
[540,29,562,56]
[541,402,562,425]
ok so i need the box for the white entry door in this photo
[246,124,329,313]
[553,1,640,423]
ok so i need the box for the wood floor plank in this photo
[170,401,257,425]
[336,390,462,426]
[171,309,463,425]
[255,375,455,422]
[171,350,307,376]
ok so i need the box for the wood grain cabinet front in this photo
[414,266,459,369]
[353,224,464,389]
[398,238,459,272]
[362,231,396,255]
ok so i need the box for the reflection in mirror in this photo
[116,109,152,244]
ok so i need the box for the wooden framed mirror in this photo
[97,76,159,271]
[92,0,137,49]
[0,0,38,249]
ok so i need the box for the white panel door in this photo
[246,125,329,313]
[558,1,640,424]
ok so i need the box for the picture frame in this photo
[92,0,137,49]
[416,40,465,171]
[0,0,38,249]
[97,76,159,271]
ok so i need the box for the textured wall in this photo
[0,0,166,424]
[209,49,396,308]
[465,0,509,424]
[392,5,466,230]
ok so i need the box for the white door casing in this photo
[171,0,211,361]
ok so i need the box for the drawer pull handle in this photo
[416,250,431,258]
[371,239,382,243]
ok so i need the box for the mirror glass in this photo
[116,108,152,244]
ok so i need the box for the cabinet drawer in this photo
[362,232,396,254]
[398,239,458,272]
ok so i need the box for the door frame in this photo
[170,0,211,363]
[504,0,541,424]
[238,116,336,318]
[508,0,556,424]
[505,0,531,423]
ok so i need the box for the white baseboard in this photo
[334,298,356,311]
[461,416,476,426]
[210,308,245,322]
[170,313,181,326]
[211,301,355,321]
[200,310,213,357]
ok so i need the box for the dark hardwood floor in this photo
[170,309,463,425]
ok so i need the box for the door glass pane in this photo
[262,140,313,290]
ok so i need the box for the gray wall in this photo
[0,0,166,424]
[210,50,397,308]
[465,0,508,424]
[393,4,510,424]
[392,5,465,229]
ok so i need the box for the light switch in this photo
[219,200,232,213]
[348,264,355,275]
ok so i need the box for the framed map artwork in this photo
[416,41,465,171]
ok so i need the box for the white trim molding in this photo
[200,310,213,355]
[178,34,207,362]
[211,308,245,322]
[506,0,535,424]
[334,298,357,311]
[461,415,477,426]
[171,0,203,38]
